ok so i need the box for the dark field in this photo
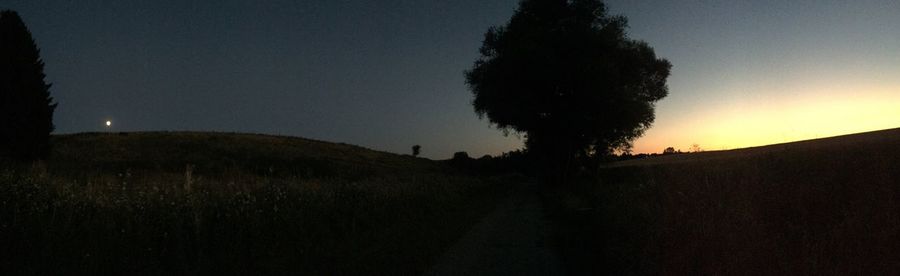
[549,128,900,275]
[0,132,513,275]
[5,128,900,275]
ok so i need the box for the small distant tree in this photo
[411,145,421,157]
[448,151,473,169]
[0,10,56,160]
[690,143,702,153]
[452,151,470,161]
[663,147,676,155]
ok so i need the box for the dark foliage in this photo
[452,151,470,161]
[0,10,56,161]
[448,151,472,169]
[412,144,421,157]
[663,146,676,154]
[447,149,535,176]
[465,0,670,171]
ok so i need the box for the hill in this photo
[49,131,437,178]
[609,127,900,168]
[550,127,900,275]
[1,132,513,275]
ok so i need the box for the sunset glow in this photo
[610,0,900,155]
[9,0,900,159]
[633,85,900,153]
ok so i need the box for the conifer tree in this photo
[0,10,57,160]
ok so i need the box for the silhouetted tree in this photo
[690,143,702,153]
[452,151,470,161]
[412,145,421,157]
[663,147,676,155]
[0,10,56,160]
[448,151,472,169]
[466,0,670,175]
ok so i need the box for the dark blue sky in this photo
[5,0,523,159]
[4,0,899,157]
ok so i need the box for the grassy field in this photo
[548,127,900,275]
[0,132,514,275]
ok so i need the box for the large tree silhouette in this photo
[466,0,670,170]
[0,10,56,160]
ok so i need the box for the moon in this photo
[106,120,111,127]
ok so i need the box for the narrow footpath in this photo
[427,183,564,275]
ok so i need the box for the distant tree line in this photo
[446,149,534,176]
[609,144,708,162]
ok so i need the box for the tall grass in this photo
[0,132,511,274]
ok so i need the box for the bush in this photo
[452,151,470,161]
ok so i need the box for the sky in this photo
[605,0,900,153]
[3,0,899,158]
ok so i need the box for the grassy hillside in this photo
[549,127,900,275]
[1,132,513,275]
[49,131,436,177]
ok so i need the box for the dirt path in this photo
[427,183,564,275]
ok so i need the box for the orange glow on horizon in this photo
[632,85,900,154]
